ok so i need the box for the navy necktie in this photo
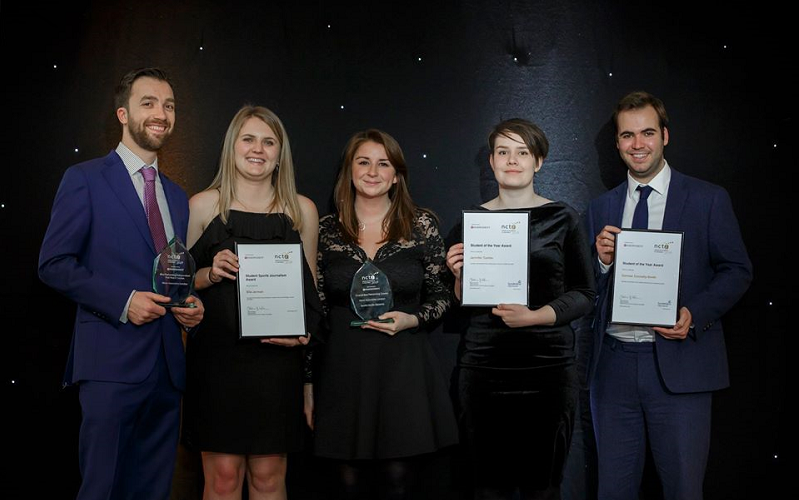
[631,185,654,230]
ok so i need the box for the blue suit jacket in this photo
[586,169,752,393]
[39,151,189,390]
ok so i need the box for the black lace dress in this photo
[313,210,458,460]
[183,211,321,455]
[446,202,596,491]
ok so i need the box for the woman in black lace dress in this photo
[312,129,458,498]
[184,106,321,500]
[445,119,595,499]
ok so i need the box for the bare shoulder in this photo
[189,190,220,224]
[297,194,319,219]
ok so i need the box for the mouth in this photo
[146,122,169,134]
[246,157,266,164]
[629,152,649,161]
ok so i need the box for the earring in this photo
[274,163,280,174]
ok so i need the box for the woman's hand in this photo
[362,311,420,336]
[491,304,556,328]
[209,249,239,282]
[261,334,311,347]
[445,243,464,280]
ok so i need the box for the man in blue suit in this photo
[39,68,204,499]
[586,91,752,500]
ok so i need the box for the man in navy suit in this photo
[39,68,204,499]
[586,91,752,500]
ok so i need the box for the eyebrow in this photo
[355,156,389,161]
[139,95,175,104]
[619,127,658,135]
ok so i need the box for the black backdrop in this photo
[2,1,789,498]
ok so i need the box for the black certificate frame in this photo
[460,209,531,308]
[609,229,685,328]
[235,241,307,338]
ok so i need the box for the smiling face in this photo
[233,117,281,182]
[616,105,669,184]
[117,76,175,158]
[350,141,397,200]
[489,132,542,190]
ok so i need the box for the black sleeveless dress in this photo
[183,211,321,454]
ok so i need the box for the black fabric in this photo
[313,210,458,460]
[182,211,321,454]
[445,202,595,494]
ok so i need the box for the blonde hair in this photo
[207,105,303,230]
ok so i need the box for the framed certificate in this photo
[235,242,307,338]
[610,229,684,327]
[461,210,530,307]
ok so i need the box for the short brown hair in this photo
[613,91,669,133]
[488,118,549,160]
[114,67,173,110]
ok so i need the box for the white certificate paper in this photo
[461,210,530,307]
[235,242,307,338]
[610,230,684,327]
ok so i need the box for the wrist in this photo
[208,267,221,284]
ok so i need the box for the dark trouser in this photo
[590,336,711,500]
[77,348,181,500]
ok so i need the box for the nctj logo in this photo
[500,221,521,234]
[653,241,675,254]
[274,251,293,263]
[361,272,379,284]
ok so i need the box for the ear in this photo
[489,152,495,171]
[663,127,669,146]
[534,157,543,173]
[392,174,398,184]
[116,107,128,125]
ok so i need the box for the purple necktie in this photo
[631,185,654,230]
[141,166,168,252]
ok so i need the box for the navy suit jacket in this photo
[39,151,189,390]
[586,169,752,393]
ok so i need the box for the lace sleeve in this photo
[414,211,454,330]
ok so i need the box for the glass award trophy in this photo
[152,236,197,308]
[349,260,394,326]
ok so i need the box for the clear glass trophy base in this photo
[350,318,395,327]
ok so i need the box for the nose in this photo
[632,134,644,149]
[252,140,264,152]
[508,152,518,164]
[366,163,379,176]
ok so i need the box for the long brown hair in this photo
[333,129,416,244]
[207,105,303,230]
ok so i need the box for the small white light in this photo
[609,72,613,77]
[514,57,518,62]
[74,148,79,153]
[327,24,331,28]
[53,64,57,69]
[11,380,15,384]
[422,154,427,159]
[418,57,422,61]
[200,46,204,51]
[773,144,777,148]
[723,45,728,49]
[769,302,773,306]
[1,204,4,208]
[340,105,344,110]
[774,454,778,459]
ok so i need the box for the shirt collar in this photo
[116,142,160,178]
[627,160,671,198]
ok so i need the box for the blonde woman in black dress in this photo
[185,105,321,500]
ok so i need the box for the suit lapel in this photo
[102,151,157,254]
[663,169,687,231]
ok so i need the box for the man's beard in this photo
[129,116,172,152]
